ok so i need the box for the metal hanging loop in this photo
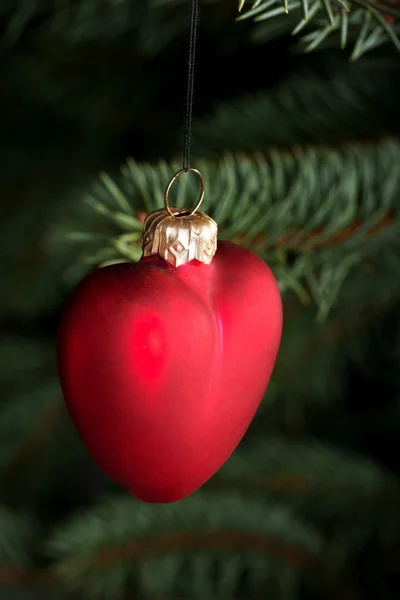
[164,168,205,217]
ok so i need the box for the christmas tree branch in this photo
[3,0,399,57]
[209,470,375,494]
[0,567,168,600]
[0,522,322,591]
[55,530,321,572]
[194,60,400,154]
[0,526,321,591]
[46,494,321,597]
[215,438,400,512]
[4,57,399,320]
[52,138,400,319]
[1,0,189,46]
[239,0,400,57]
[2,439,396,596]
[233,211,394,252]
[211,464,400,500]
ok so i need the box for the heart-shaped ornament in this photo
[58,202,282,503]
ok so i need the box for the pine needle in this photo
[303,18,339,51]
[321,0,335,26]
[254,2,301,21]
[340,7,349,47]
[373,10,400,52]
[236,0,278,21]
[300,0,310,20]
[351,10,372,60]
[334,0,351,12]
[292,1,321,34]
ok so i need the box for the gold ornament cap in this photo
[141,169,218,268]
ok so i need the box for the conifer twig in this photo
[57,530,321,572]
[0,531,322,591]
[239,0,400,56]
[233,212,394,252]
[209,471,397,498]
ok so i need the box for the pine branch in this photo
[215,437,400,501]
[4,57,399,320]
[50,138,400,319]
[239,0,400,57]
[193,62,400,153]
[4,0,399,57]
[1,440,398,597]
[0,528,320,593]
[46,494,322,597]
[57,530,321,570]
[234,211,394,251]
[213,438,400,554]
[0,0,189,47]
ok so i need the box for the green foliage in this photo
[48,492,322,598]
[3,0,400,59]
[194,61,400,152]
[1,44,399,320]
[51,138,400,319]
[1,0,189,48]
[39,436,400,598]
[216,438,400,573]
[239,0,400,58]
[219,436,400,512]
[1,0,400,599]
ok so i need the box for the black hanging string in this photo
[182,0,200,171]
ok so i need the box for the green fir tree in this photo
[1,0,400,598]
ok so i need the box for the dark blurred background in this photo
[1,0,400,598]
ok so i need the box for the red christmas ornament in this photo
[58,170,282,503]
